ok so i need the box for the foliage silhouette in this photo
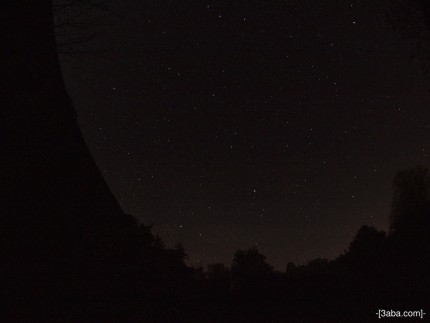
[390,166,430,238]
[231,246,273,279]
[388,0,430,78]
[1,1,429,321]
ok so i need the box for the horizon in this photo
[61,0,429,271]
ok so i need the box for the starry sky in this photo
[60,0,430,270]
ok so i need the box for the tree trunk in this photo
[1,1,137,319]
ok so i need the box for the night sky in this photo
[60,0,430,270]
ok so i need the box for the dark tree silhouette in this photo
[207,263,231,281]
[285,261,297,274]
[53,0,111,54]
[205,263,231,301]
[347,225,387,261]
[389,166,430,238]
[230,246,275,313]
[387,167,430,308]
[231,246,273,280]
[1,1,138,319]
[388,0,430,78]
[137,221,165,249]
[2,2,429,320]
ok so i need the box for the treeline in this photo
[2,166,429,322]
[110,166,429,322]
